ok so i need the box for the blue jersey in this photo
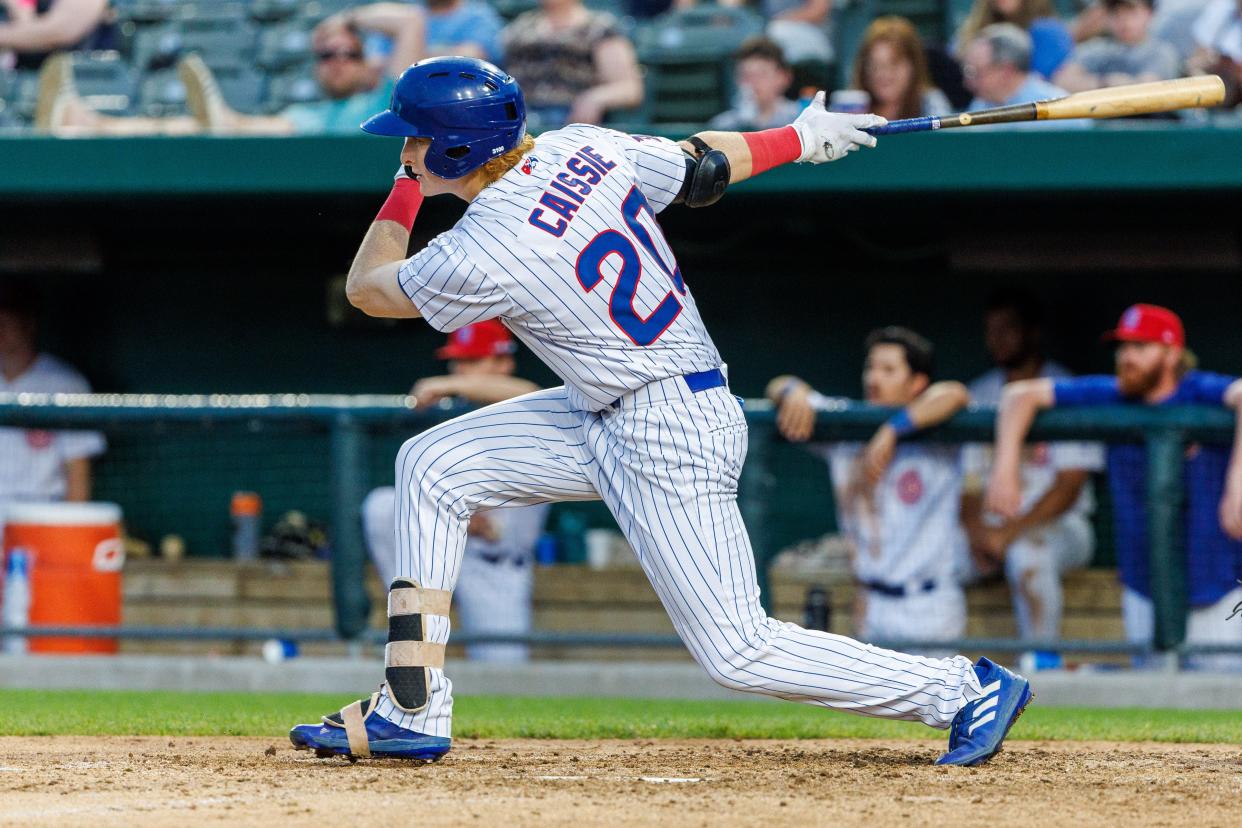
[1053,371,1240,605]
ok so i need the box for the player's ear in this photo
[911,373,931,397]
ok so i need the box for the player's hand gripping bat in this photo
[865,75,1226,136]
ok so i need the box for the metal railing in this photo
[0,392,1234,656]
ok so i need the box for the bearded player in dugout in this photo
[291,56,1034,766]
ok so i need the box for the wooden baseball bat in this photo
[865,75,1226,136]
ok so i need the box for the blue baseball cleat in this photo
[936,657,1033,767]
[289,688,451,762]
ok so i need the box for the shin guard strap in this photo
[340,700,371,758]
[389,586,452,618]
[385,640,446,670]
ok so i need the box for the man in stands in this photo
[36,8,422,135]
[962,23,1089,128]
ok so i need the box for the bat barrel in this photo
[1037,75,1227,121]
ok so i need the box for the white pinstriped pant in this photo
[374,379,983,737]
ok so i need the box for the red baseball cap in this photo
[435,320,516,360]
[1102,304,1185,348]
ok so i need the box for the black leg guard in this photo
[384,578,451,713]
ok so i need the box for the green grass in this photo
[6,690,1242,743]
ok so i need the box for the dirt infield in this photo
[1,736,1239,827]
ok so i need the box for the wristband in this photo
[742,126,802,177]
[777,378,801,402]
[374,177,423,231]
[888,408,916,439]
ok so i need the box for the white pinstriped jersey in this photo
[820,443,967,587]
[398,124,722,411]
[964,364,1104,519]
[0,354,106,511]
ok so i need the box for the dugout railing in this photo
[0,393,1234,659]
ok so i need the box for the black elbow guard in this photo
[673,137,731,208]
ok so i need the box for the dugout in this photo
[1,125,1240,567]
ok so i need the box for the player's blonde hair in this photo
[475,134,537,189]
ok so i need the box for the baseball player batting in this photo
[290,56,1032,766]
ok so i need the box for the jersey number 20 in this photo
[575,187,687,346]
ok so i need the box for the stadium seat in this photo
[211,66,268,114]
[137,69,188,117]
[636,5,764,124]
[69,51,139,116]
[130,23,184,71]
[250,0,303,23]
[176,17,259,69]
[266,71,322,113]
[257,24,314,73]
[490,0,538,21]
[295,0,359,24]
[176,1,249,23]
[111,0,185,24]
[8,70,42,124]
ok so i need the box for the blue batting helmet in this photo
[361,57,526,180]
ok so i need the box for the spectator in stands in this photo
[1187,0,1242,105]
[1054,0,1181,92]
[0,281,106,527]
[38,11,423,136]
[989,304,1242,670]
[766,328,972,647]
[0,0,114,72]
[709,36,802,130]
[360,0,503,65]
[955,0,1075,79]
[959,289,1103,655]
[962,23,1090,127]
[850,16,953,120]
[763,0,834,68]
[501,0,643,129]
[421,0,504,63]
[1075,0,1221,67]
[361,321,547,663]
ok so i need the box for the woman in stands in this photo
[501,0,643,129]
[0,0,114,70]
[851,16,953,121]
[954,0,1074,79]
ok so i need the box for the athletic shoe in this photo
[936,657,1033,766]
[289,689,451,762]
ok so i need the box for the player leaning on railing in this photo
[987,304,1242,669]
[290,56,1033,766]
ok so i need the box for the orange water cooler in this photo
[2,502,125,654]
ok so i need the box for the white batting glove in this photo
[791,92,887,164]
